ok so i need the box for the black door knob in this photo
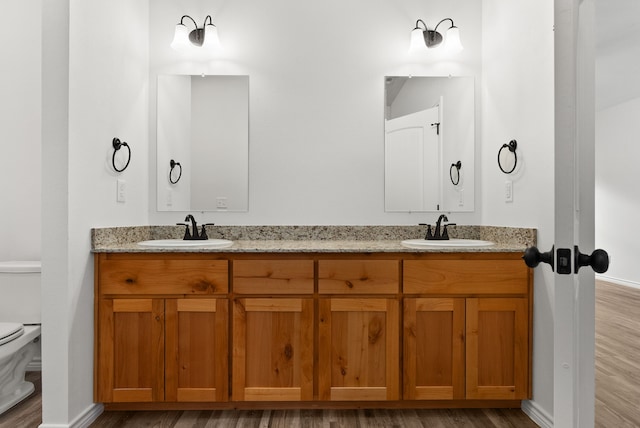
[574,246,609,274]
[522,246,555,271]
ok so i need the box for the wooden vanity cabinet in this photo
[95,251,532,408]
[403,254,532,401]
[231,260,314,401]
[94,254,229,403]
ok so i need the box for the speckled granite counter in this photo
[91,225,535,253]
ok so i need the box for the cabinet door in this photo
[466,298,529,399]
[165,298,228,402]
[318,298,400,401]
[232,298,314,401]
[97,298,164,402]
[403,298,465,400]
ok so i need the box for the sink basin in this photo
[401,238,494,248]
[137,239,233,248]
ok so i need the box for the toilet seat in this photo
[0,323,24,346]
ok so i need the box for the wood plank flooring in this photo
[1,279,638,427]
[595,280,640,427]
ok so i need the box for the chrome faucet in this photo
[177,214,214,240]
[419,214,456,240]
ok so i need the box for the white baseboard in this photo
[27,357,42,371]
[522,400,553,428]
[597,274,640,290]
[38,403,104,428]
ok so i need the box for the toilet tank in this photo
[0,261,41,324]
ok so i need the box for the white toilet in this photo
[0,261,41,415]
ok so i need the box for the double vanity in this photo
[92,224,534,411]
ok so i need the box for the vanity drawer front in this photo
[99,259,229,295]
[404,259,529,295]
[233,260,314,294]
[318,260,399,294]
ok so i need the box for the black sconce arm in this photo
[434,18,455,32]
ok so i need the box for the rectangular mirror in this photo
[156,75,249,212]
[384,76,474,212]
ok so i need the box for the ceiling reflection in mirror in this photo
[384,76,475,212]
[157,75,249,212]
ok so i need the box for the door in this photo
[403,297,465,400]
[97,298,164,403]
[165,298,228,402]
[385,107,440,211]
[466,298,529,400]
[554,0,599,425]
[318,298,400,401]
[524,1,610,424]
[232,298,314,401]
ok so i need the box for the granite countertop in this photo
[91,225,535,254]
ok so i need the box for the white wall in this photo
[41,0,149,425]
[481,0,555,422]
[596,97,640,287]
[0,0,41,262]
[148,0,483,226]
[594,0,640,288]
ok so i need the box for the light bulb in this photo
[171,23,191,51]
[202,24,220,50]
[444,26,463,54]
[409,28,427,54]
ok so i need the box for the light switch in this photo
[505,180,513,202]
[216,197,228,209]
[117,179,126,203]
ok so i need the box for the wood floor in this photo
[1,280,638,427]
[595,280,640,427]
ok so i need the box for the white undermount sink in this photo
[401,238,494,248]
[137,239,233,248]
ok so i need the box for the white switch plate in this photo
[505,180,513,202]
[117,179,126,203]
[216,197,228,209]
[458,189,464,206]
[166,188,172,206]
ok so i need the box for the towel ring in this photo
[449,161,462,185]
[112,138,131,172]
[498,139,518,174]
[169,159,182,184]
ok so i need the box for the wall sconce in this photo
[171,15,220,51]
[409,18,463,54]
